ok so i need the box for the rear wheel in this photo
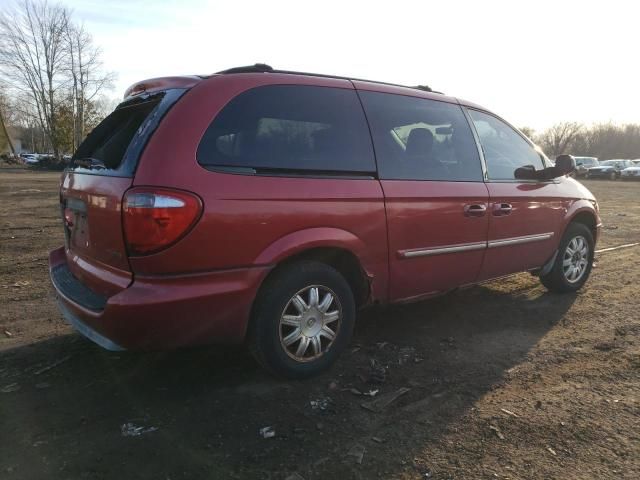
[248,261,355,379]
[540,223,594,293]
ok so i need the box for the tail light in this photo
[123,188,202,256]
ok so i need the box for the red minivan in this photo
[49,64,601,378]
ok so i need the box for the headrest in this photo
[406,128,434,157]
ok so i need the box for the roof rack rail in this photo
[215,64,441,94]
[216,63,274,74]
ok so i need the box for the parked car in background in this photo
[621,163,640,180]
[21,154,40,164]
[574,156,599,177]
[585,159,635,180]
[49,65,601,378]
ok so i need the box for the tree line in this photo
[2,1,638,163]
[523,122,640,161]
[0,0,114,158]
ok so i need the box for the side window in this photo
[358,91,483,181]
[197,85,375,174]
[468,109,544,181]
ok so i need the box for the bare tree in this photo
[519,126,536,141]
[64,23,114,150]
[0,0,69,157]
[537,121,583,157]
[0,86,16,154]
[8,90,47,152]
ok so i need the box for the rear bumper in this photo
[55,297,125,351]
[49,247,270,350]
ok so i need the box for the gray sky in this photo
[63,0,639,131]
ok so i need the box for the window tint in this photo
[72,96,161,172]
[468,109,544,180]
[358,91,483,181]
[197,85,375,174]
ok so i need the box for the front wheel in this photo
[248,261,355,379]
[540,223,594,293]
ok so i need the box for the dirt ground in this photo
[1,169,639,480]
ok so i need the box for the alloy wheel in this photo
[279,285,342,362]
[562,235,589,284]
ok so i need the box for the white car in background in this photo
[21,154,40,164]
[574,156,599,177]
[621,161,640,180]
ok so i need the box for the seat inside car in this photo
[405,127,434,163]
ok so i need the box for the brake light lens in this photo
[123,188,202,256]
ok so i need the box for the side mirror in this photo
[514,164,538,180]
[555,154,576,175]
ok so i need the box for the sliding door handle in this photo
[493,203,513,216]
[464,204,487,217]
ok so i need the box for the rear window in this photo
[197,85,376,175]
[71,95,163,174]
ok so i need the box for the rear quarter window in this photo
[197,85,376,175]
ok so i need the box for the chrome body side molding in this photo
[398,232,555,259]
[399,241,487,258]
[487,232,554,249]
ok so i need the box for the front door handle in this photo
[464,204,487,217]
[493,203,513,216]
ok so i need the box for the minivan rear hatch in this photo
[59,89,187,298]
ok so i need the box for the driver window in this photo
[468,110,544,181]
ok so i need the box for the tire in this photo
[248,261,356,379]
[540,223,594,293]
